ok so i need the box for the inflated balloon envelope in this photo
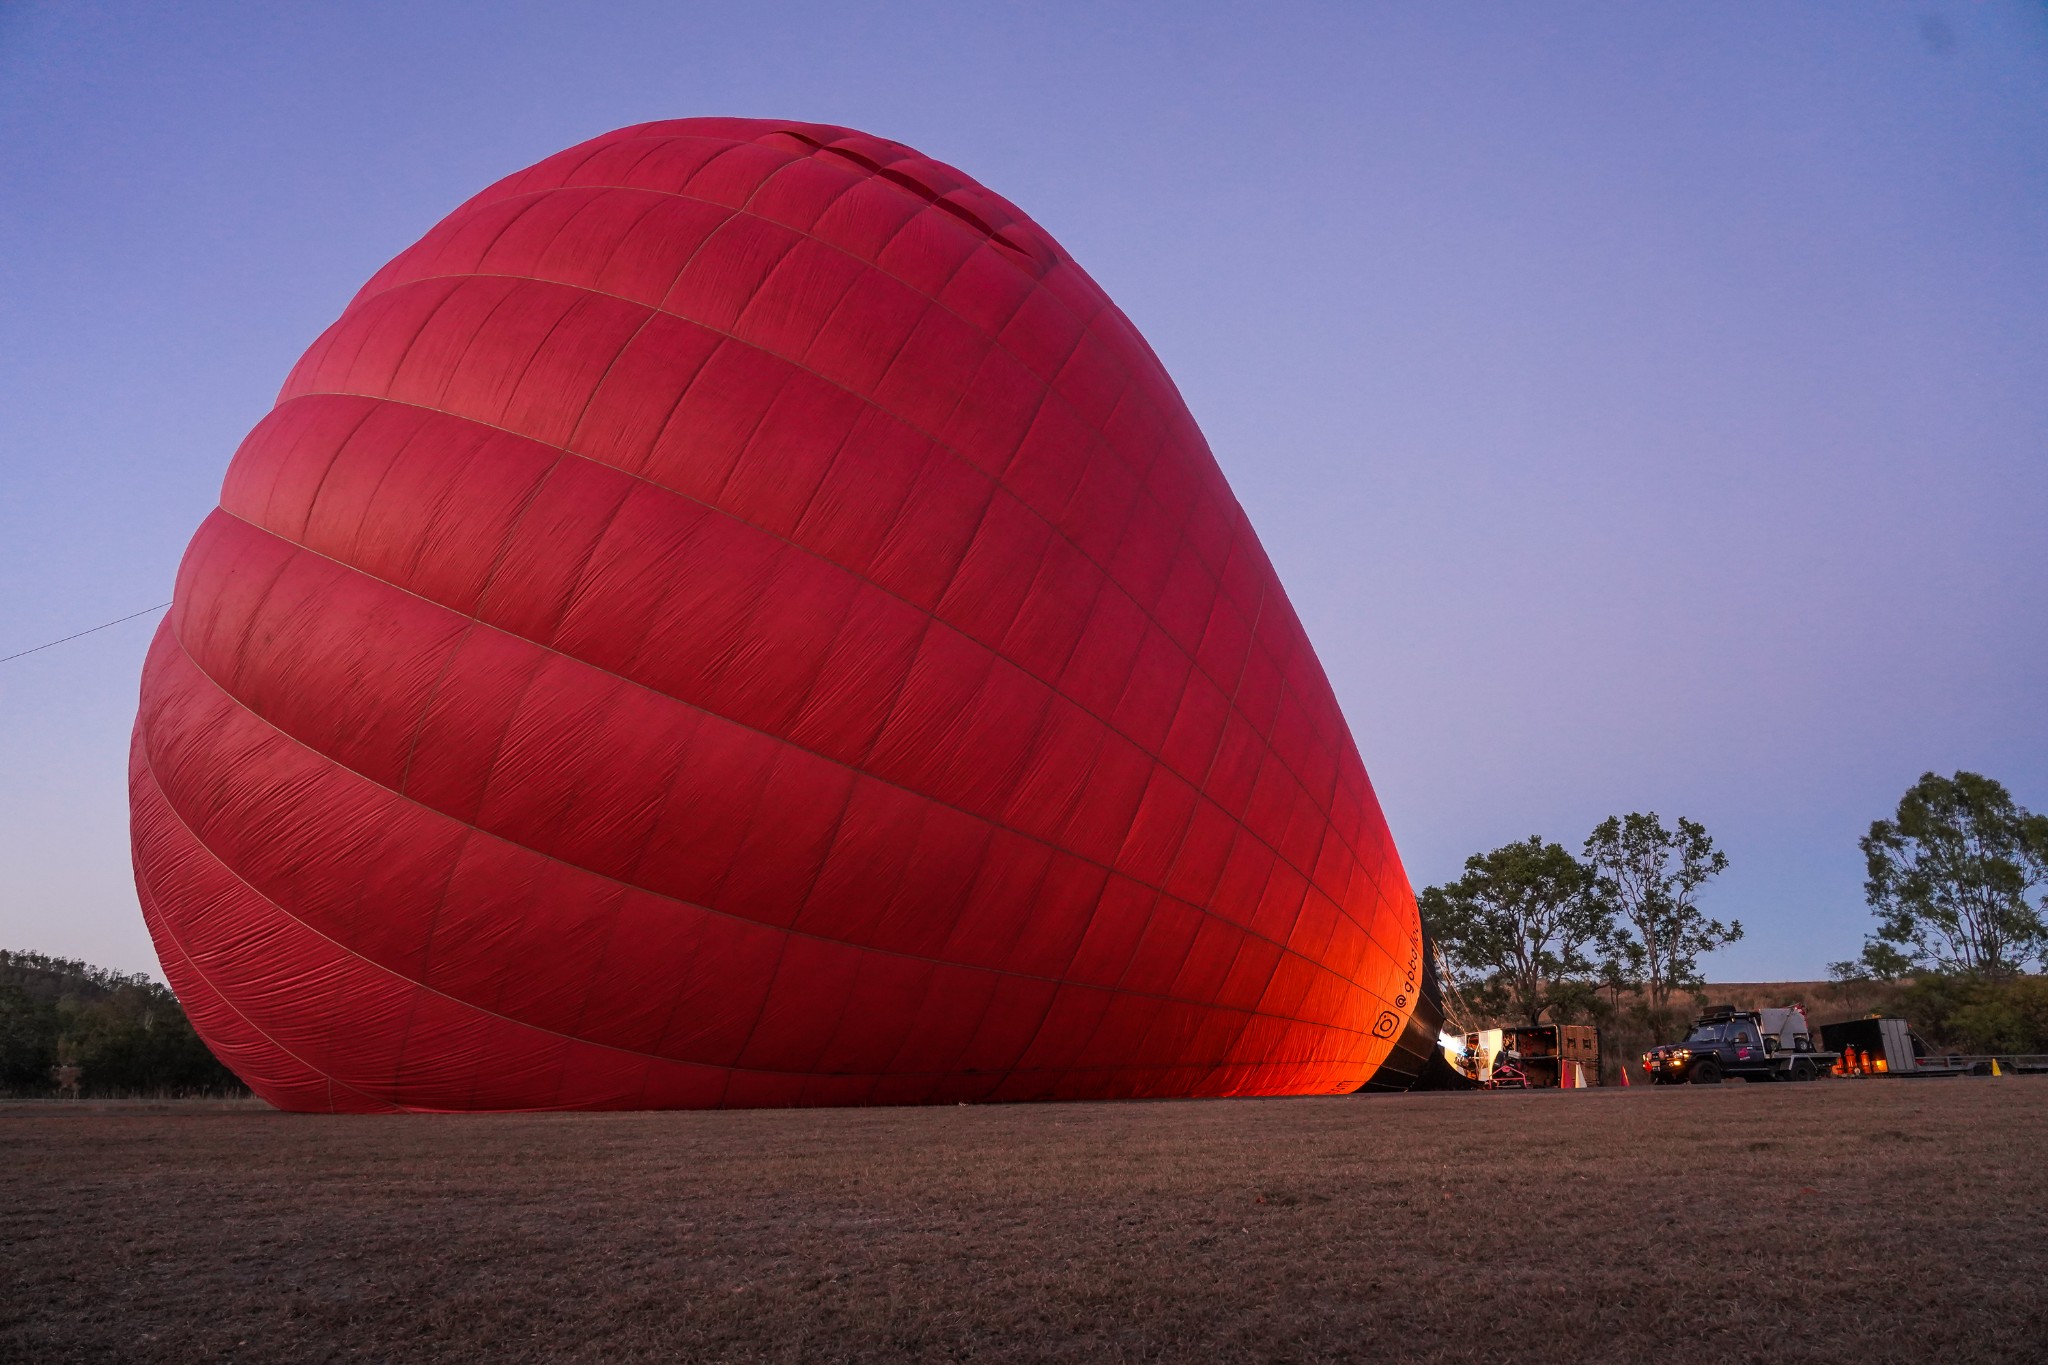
[130,118,1439,1112]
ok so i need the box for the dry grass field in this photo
[3,1081,2043,1364]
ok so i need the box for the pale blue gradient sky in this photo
[3,2,2044,981]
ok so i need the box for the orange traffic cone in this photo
[1574,1061,1587,1089]
[1621,1064,1631,1087]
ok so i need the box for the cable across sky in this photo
[0,604,171,667]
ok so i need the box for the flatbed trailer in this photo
[1818,1016,2048,1077]
[1889,1055,2048,1076]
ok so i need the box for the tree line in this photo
[1422,771,2048,1053]
[0,950,243,1097]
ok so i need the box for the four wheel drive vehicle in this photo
[1641,1005,1839,1084]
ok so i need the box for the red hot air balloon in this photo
[129,118,1431,1112]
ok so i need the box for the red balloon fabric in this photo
[130,118,1423,1112]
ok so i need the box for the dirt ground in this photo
[2,1081,2042,1364]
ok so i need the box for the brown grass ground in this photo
[2,1080,2042,1364]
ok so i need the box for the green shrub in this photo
[0,949,244,1097]
[1946,977,2048,1054]
[0,982,61,1091]
[1899,973,2048,1053]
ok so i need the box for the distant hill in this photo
[0,949,244,1097]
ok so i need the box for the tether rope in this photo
[0,602,170,666]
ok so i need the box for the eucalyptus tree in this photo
[1837,771,2048,980]
[1418,836,1611,1025]
[1582,813,1738,1012]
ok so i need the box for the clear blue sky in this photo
[3,2,2044,982]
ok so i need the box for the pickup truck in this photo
[1642,1005,1838,1084]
